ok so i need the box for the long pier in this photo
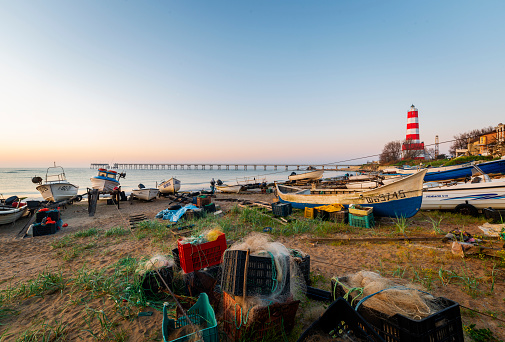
[90,163,361,171]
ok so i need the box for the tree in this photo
[379,140,402,164]
[449,126,494,156]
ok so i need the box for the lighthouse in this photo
[402,105,425,159]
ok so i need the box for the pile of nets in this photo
[334,271,442,320]
[136,255,174,275]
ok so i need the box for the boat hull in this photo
[0,206,28,225]
[90,177,119,192]
[158,178,181,194]
[216,185,244,193]
[422,179,505,210]
[288,170,324,181]
[36,182,79,202]
[276,170,426,218]
[132,188,159,201]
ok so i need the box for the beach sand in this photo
[0,192,504,341]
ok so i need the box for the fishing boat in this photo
[90,169,124,192]
[33,164,79,202]
[158,178,181,194]
[215,184,244,193]
[383,158,505,182]
[0,196,28,225]
[276,170,427,218]
[131,185,159,201]
[422,166,505,215]
[288,170,324,182]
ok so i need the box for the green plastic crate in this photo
[349,213,375,228]
[162,293,218,342]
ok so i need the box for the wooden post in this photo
[88,188,98,217]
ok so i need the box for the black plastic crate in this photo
[483,208,505,223]
[35,209,60,224]
[271,202,292,217]
[297,297,385,342]
[141,266,174,298]
[305,286,332,302]
[32,222,57,236]
[172,248,180,269]
[331,278,464,342]
[204,202,216,213]
[221,250,290,297]
[291,250,310,285]
[329,209,349,223]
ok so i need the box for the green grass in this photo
[73,227,100,238]
[104,227,130,237]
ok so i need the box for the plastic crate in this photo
[141,266,174,298]
[297,297,385,342]
[349,213,375,228]
[331,278,464,342]
[221,249,290,297]
[271,202,292,217]
[329,209,349,223]
[291,249,310,285]
[304,207,315,219]
[162,293,218,342]
[204,203,216,213]
[305,286,332,302]
[223,291,299,342]
[32,222,57,236]
[349,205,373,216]
[197,196,211,208]
[177,233,227,273]
[36,209,60,223]
[483,208,505,223]
[172,248,180,269]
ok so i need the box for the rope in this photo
[267,251,278,293]
[331,276,363,306]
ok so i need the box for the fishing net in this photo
[226,232,306,320]
[334,271,441,320]
[136,254,174,274]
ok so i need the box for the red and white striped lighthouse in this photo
[402,104,425,159]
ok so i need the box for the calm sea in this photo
[0,167,350,200]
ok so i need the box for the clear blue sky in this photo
[1,1,504,167]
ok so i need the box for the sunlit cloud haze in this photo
[1,1,504,167]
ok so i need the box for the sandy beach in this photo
[1,192,504,341]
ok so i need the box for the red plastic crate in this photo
[177,233,227,273]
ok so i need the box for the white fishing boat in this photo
[33,164,79,202]
[131,187,159,201]
[215,184,244,193]
[0,199,28,225]
[158,177,181,194]
[91,169,124,192]
[345,181,381,190]
[421,166,505,215]
[276,170,427,218]
[288,170,324,182]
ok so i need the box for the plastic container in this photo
[221,249,290,297]
[349,213,375,228]
[291,249,310,285]
[331,278,464,342]
[271,202,292,217]
[172,248,180,269]
[297,298,385,342]
[177,233,227,273]
[483,208,505,223]
[305,286,332,302]
[329,209,348,223]
[141,266,174,297]
[204,203,216,213]
[36,209,61,224]
[223,291,300,342]
[349,205,373,216]
[304,207,315,219]
[32,222,57,236]
[197,196,211,208]
[162,293,218,342]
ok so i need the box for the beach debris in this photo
[156,204,199,223]
[129,214,148,228]
[478,222,505,238]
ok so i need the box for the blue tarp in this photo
[155,204,199,223]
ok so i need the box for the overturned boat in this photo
[276,170,427,218]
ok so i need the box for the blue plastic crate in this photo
[349,213,375,228]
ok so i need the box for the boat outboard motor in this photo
[290,172,297,176]
[217,179,223,186]
[138,183,145,189]
[32,176,43,184]
[5,196,18,206]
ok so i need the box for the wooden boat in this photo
[158,178,181,194]
[215,184,244,193]
[422,167,505,214]
[288,170,324,182]
[0,204,28,225]
[345,181,381,190]
[132,188,159,201]
[276,170,427,218]
[91,169,123,192]
[33,165,79,202]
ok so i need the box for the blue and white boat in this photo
[90,169,124,192]
[158,177,181,194]
[422,167,505,215]
[275,170,426,218]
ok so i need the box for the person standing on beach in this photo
[210,178,216,194]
